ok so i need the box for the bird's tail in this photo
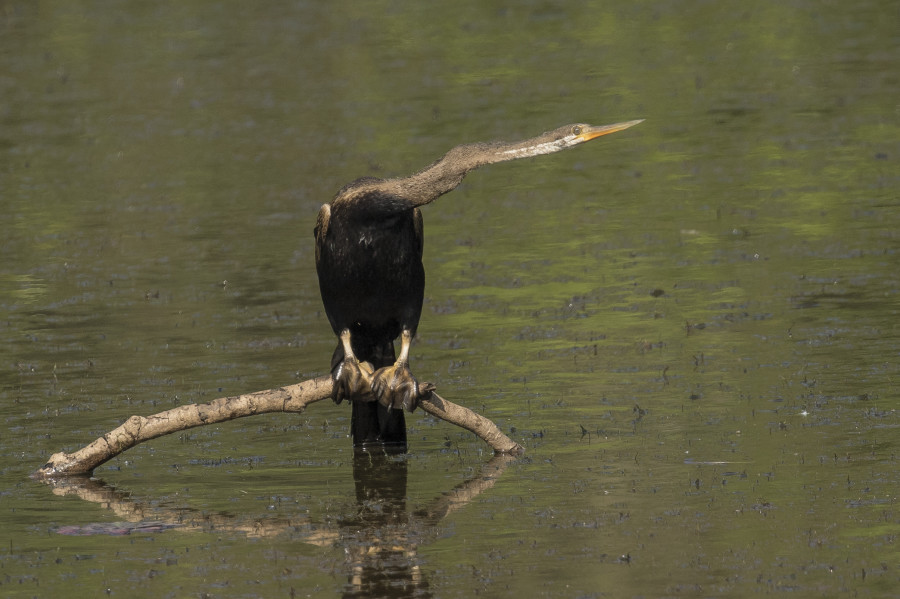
[351,402,407,452]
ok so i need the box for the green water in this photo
[2,1,899,597]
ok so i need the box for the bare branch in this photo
[417,391,524,456]
[33,375,523,479]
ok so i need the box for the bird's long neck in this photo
[332,125,595,213]
[392,135,563,208]
[391,143,490,207]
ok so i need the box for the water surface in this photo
[2,1,899,597]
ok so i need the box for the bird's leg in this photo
[332,329,375,404]
[372,329,421,411]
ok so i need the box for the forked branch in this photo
[33,375,523,479]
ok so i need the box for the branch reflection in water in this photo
[41,452,518,596]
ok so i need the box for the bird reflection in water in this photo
[341,450,427,597]
[42,452,516,596]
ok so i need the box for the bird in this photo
[314,119,643,450]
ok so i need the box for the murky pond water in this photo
[2,1,899,597]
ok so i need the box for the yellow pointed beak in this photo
[577,119,644,142]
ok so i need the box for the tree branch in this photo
[33,375,523,479]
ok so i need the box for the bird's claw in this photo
[372,364,422,412]
[332,358,375,404]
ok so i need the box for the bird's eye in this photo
[572,125,583,136]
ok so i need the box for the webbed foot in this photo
[332,357,375,404]
[372,363,420,412]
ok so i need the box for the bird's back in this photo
[315,193,425,360]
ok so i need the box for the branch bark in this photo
[33,375,523,479]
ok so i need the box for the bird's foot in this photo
[372,363,425,412]
[332,358,375,404]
